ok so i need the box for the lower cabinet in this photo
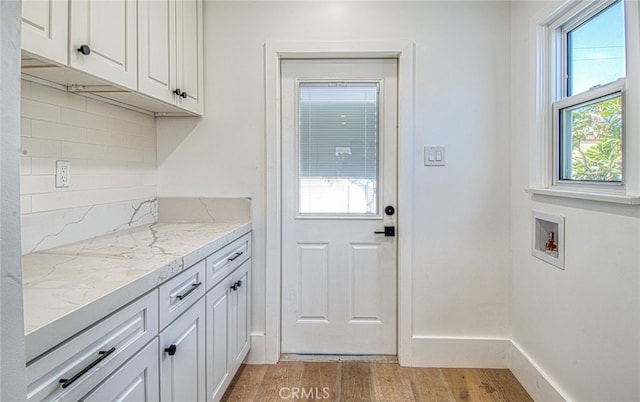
[205,273,231,401]
[229,261,251,375]
[26,291,159,402]
[206,259,251,401]
[26,232,251,402]
[81,338,160,402]
[159,297,206,402]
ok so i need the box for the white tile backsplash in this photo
[21,80,159,253]
[21,98,60,122]
[21,137,62,157]
[31,120,86,142]
[30,82,87,111]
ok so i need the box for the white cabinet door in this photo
[22,0,68,65]
[81,338,160,402]
[230,260,250,373]
[69,0,137,89]
[138,0,175,104]
[159,297,206,402]
[174,0,204,114]
[138,0,203,114]
[206,275,232,401]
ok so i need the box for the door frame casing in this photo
[264,41,415,365]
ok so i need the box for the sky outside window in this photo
[567,1,625,96]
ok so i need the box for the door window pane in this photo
[298,84,379,214]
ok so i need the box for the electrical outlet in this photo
[56,160,70,188]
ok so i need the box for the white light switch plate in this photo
[424,146,446,166]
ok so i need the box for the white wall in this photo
[20,81,158,253]
[510,2,640,401]
[158,0,512,366]
[1,0,27,399]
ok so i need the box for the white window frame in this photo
[530,0,640,204]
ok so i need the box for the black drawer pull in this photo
[165,344,177,356]
[236,280,242,288]
[59,347,116,389]
[230,280,242,291]
[227,251,244,262]
[176,282,202,300]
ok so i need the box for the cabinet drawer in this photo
[206,233,251,291]
[159,259,206,330]
[80,338,159,402]
[26,290,158,402]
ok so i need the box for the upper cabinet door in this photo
[138,0,176,104]
[22,0,68,65]
[69,0,137,90]
[175,0,203,115]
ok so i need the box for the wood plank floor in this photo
[221,362,534,401]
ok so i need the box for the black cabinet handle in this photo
[228,251,244,262]
[173,88,183,97]
[77,45,91,55]
[59,347,115,389]
[231,280,242,291]
[164,344,177,356]
[176,282,202,300]
[180,91,188,99]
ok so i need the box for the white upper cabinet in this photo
[21,0,203,116]
[138,0,175,104]
[174,0,203,114]
[22,0,68,65]
[69,0,138,90]
[138,0,203,115]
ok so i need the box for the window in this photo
[540,0,628,193]
[297,83,380,215]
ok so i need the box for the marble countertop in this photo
[22,220,251,361]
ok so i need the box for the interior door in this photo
[281,59,398,355]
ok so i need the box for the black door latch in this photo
[374,226,396,237]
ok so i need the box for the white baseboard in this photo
[509,341,568,402]
[245,333,267,364]
[409,336,510,368]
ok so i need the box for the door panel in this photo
[297,243,329,321]
[281,59,398,355]
[349,243,382,322]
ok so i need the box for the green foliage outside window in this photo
[568,96,622,181]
